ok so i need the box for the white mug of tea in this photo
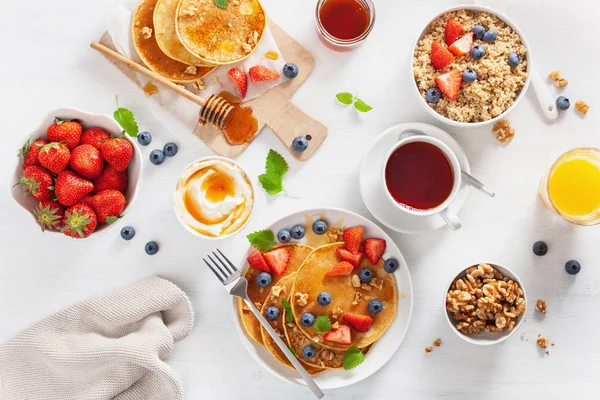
[381,136,462,230]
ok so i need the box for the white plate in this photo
[231,207,414,390]
[359,122,470,234]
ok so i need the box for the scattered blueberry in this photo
[300,312,315,327]
[302,345,316,359]
[532,241,548,256]
[145,241,159,255]
[472,25,486,40]
[277,229,291,243]
[317,291,332,306]
[565,260,581,275]
[291,224,305,239]
[265,306,280,320]
[255,272,272,288]
[556,96,570,110]
[312,220,328,235]
[149,149,165,165]
[283,63,299,79]
[137,131,152,146]
[507,53,520,67]
[368,299,383,315]
[462,69,477,83]
[292,136,308,152]
[483,29,497,43]
[359,268,373,283]
[120,226,135,240]
[425,87,442,103]
[471,45,485,60]
[163,142,178,157]
[384,258,399,273]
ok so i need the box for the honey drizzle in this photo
[218,91,258,145]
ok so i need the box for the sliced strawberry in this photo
[325,261,354,277]
[323,324,352,345]
[263,248,290,276]
[363,238,386,265]
[249,65,280,82]
[247,251,270,273]
[336,248,365,268]
[448,32,474,56]
[227,68,248,99]
[343,226,364,254]
[343,313,373,333]
[431,42,454,70]
[435,70,462,101]
[445,18,463,45]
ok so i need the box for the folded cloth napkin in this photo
[0,276,194,400]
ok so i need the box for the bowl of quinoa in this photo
[412,5,531,127]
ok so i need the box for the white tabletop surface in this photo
[1,0,599,398]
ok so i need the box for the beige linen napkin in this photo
[0,276,194,400]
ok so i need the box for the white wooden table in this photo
[1,0,599,398]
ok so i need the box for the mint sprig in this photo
[335,92,373,113]
[342,346,365,370]
[314,314,332,334]
[114,96,139,138]
[258,150,294,196]
[282,298,293,324]
[214,0,228,9]
[247,229,275,252]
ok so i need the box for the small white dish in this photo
[10,107,143,239]
[359,122,470,234]
[443,262,527,346]
[231,207,414,390]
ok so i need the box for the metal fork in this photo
[204,250,324,399]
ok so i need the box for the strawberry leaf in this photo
[247,229,275,252]
[314,314,332,334]
[336,92,354,105]
[214,0,228,9]
[114,96,139,138]
[354,98,373,113]
[342,346,365,370]
[105,216,120,224]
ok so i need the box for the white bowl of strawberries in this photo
[11,107,142,239]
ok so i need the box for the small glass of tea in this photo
[315,0,375,51]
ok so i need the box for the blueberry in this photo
[384,258,399,273]
[483,29,497,43]
[532,241,548,256]
[507,53,520,67]
[471,45,485,60]
[312,220,328,235]
[556,96,570,110]
[283,63,299,79]
[359,268,373,283]
[137,131,152,146]
[290,224,305,239]
[292,136,308,152]
[276,229,291,243]
[120,226,135,240]
[255,272,272,288]
[145,241,159,255]
[300,312,315,327]
[472,25,486,40]
[149,149,165,165]
[265,306,280,320]
[302,345,316,359]
[317,291,332,306]
[462,69,477,83]
[368,299,383,315]
[425,87,441,103]
[163,142,178,157]
[565,260,581,275]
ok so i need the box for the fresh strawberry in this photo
[363,238,386,265]
[325,261,354,277]
[33,199,65,231]
[101,138,133,172]
[343,313,373,333]
[18,166,54,201]
[249,65,280,82]
[38,142,70,174]
[19,139,47,168]
[81,127,110,150]
[263,248,291,276]
[448,32,474,56]
[61,203,97,238]
[55,170,94,206]
[434,70,463,101]
[227,68,248,99]
[79,194,93,206]
[46,118,82,150]
[431,42,454,70]
[247,251,271,273]
[87,189,126,223]
[92,165,128,194]
[336,248,364,268]
[343,226,364,254]
[323,324,352,345]
[445,18,463,45]
[70,144,104,179]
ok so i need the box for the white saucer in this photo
[359,123,470,234]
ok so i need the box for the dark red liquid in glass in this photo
[319,0,369,40]
[384,142,454,210]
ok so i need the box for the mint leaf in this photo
[214,0,228,8]
[246,229,275,252]
[258,173,283,196]
[354,98,373,113]
[105,216,120,224]
[287,345,298,358]
[114,96,139,138]
[336,92,354,105]
[282,298,293,324]
[265,149,288,177]
[314,314,331,334]
[342,346,365,370]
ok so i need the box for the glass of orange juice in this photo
[538,147,600,225]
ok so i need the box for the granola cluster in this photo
[446,264,526,335]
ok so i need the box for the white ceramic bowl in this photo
[443,262,527,345]
[410,4,532,128]
[10,107,143,239]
